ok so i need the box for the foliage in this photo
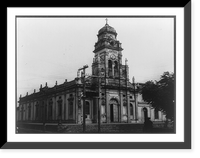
[141,72,174,120]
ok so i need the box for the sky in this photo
[17,17,174,98]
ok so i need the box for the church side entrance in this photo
[109,99,119,123]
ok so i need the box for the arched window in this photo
[108,60,112,77]
[48,99,53,120]
[114,61,118,77]
[85,101,90,115]
[57,98,62,118]
[35,103,39,120]
[68,94,74,119]
[21,105,24,121]
[28,104,31,120]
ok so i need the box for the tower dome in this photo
[93,19,122,53]
[98,23,117,36]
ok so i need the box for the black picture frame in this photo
[3,2,191,149]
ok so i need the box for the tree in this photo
[141,72,174,120]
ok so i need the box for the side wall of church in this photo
[18,89,167,124]
[18,88,81,123]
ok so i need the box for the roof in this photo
[19,79,77,102]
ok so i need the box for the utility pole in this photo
[78,65,88,133]
[98,76,101,133]
[42,100,46,133]
[125,59,128,123]
[132,77,138,123]
[88,74,102,133]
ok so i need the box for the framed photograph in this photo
[4,2,191,149]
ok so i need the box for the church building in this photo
[17,21,166,125]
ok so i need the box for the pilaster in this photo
[62,94,64,120]
[120,92,123,122]
[31,102,33,121]
[66,93,69,120]
[127,91,131,123]
[33,102,36,120]
[52,96,56,120]
[94,97,99,123]
[106,91,110,123]
[64,93,67,120]
[135,93,139,122]
[25,103,28,120]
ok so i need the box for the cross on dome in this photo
[105,18,108,25]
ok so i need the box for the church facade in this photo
[17,22,166,125]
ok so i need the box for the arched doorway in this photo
[109,98,119,123]
[143,107,148,122]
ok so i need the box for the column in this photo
[151,108,155,121]
[159,111,161,120]
[160,111,163,121]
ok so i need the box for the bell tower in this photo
[92,19,128,83]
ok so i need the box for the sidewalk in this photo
[17,122,174,134]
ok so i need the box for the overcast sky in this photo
[17,17,174,98]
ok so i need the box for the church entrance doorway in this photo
[110,99,119,123]
[143,107,148,122]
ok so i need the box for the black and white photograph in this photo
[7,8,188,148]
[16,16,175,134]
